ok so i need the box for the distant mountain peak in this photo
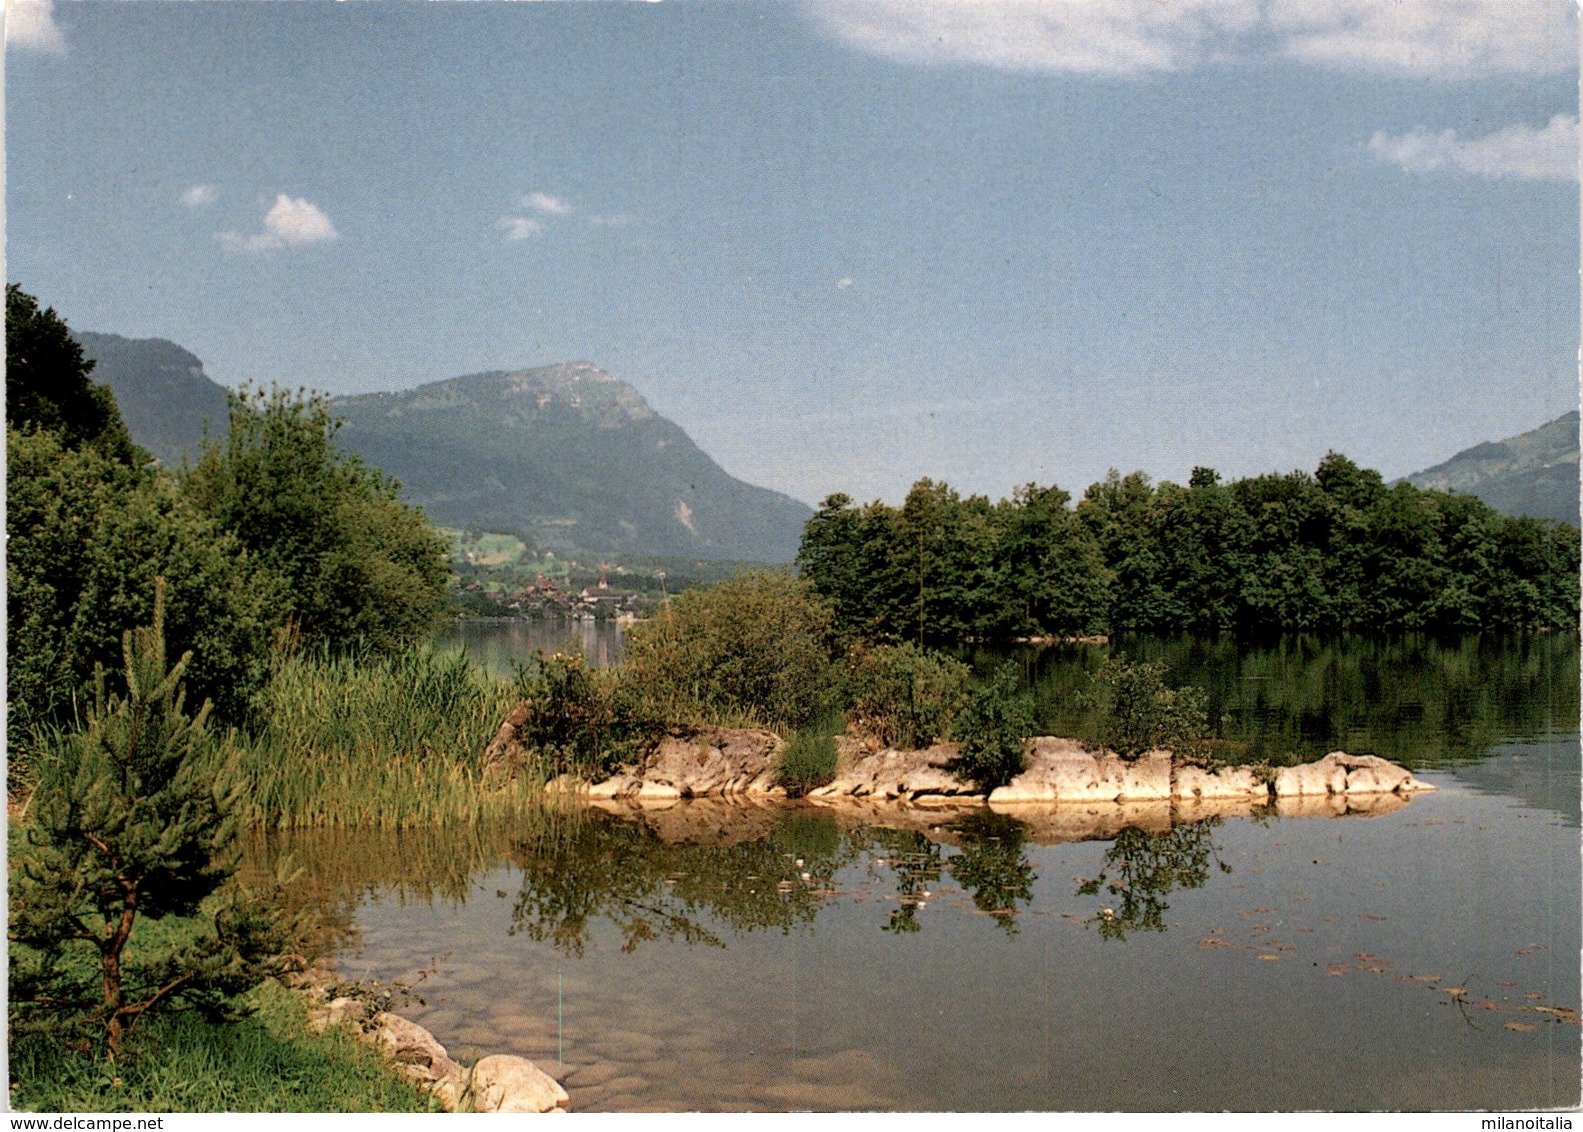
[329,362,805,559]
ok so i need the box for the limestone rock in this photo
[306,995,368,1033]
[1274,759,1347,797]
[480,700,535,787]
[543,773,588,797]
[586,774,642,798]
[586,728,786,799]
[1172,764,1270,800]
[988,742,1170,804]
[280,963,339,1000]
[373,1012,463,1090]
[809,742,984,801]
[1324,751,1435,794]
[468,1054,571,1113]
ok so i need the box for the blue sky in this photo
[7,0,1578,507]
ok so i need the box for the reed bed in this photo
[234,648,542,830]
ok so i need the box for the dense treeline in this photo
[797,456,1579,644]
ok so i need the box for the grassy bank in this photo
[9,981,437,1113]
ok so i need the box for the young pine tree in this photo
[9,580,288,1057]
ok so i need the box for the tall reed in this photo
[234,649,540,830]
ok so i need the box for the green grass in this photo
[776,707,844,795]
[441,527,529,567]
[9,981,438,1113]
[234,648,539,829]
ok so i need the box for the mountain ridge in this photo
[1399,410,1578,526]
[75,334,812,562]
[73,331,230,464]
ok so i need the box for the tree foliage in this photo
[5,283,138,463]
[950,661,1037,789]
[1081,658,1211,760]
[7,371,276,744]
[841,642,970,750]
[183,386,450,656]
[8,587,289,1056]
[7,290,454,753]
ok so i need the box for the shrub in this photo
[842,642,970,749]
[950,662,1036,790]
[8,583,289,1057]
[511,650,645,777]
[1084,657,1211,760]
[622,572,837,731]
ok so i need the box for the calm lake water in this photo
[279,628,1579,1110]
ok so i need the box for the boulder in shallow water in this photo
[988,742,1172,804]
[1274,759,1347,797]
[809,742,983,800]
[468,1054,571,1113]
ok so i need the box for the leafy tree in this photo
[622,571,838,730]
[7,421,277,744]
[1077,470,1169,631]
[798,454,1577,644]
[183,386,449,655]
[8,586,289,1057]
[5,284,138,463]
[995,483,1110,638]
[509,650,638,777]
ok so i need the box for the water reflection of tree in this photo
[505,809,857,956]
[1076,818,1229,940]
[863,830,943,935]
[1024,632,1579,767]
[862,814,1037,936]
[945,812,1036,936]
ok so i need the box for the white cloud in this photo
[216,193,339,254]
[1369,114,1579,181]
[806,0,1576,78]
[806,0,1259,77]
[1270,0,1577,78]
[7,0,67,53]
[180,184,218,208]
[497,215,546,241]
[521,191,572,215]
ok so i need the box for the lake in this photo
[274,629,1579,1110]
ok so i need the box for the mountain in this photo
[80,333,812,562]
[330,363,812,562]
[76,332,231,465]
[1400,411,1579,527]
